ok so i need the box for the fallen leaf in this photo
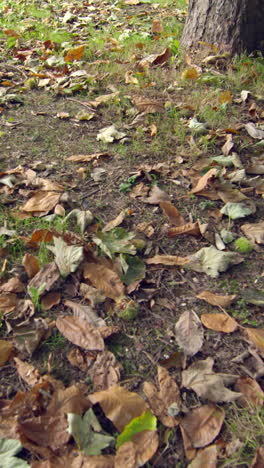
[218,90,232,104]
[146,255,190,266]
[245,122,264,139]
[144,185,170,204]
[242,288,264,305]
[0,438,29,468]
[0,293,18,314]
[89,385,148,432]
[132,96,164,114]
[187,246,243,278]
[181,68,199,80]
[96,125,126,143]
[41,292,61,310]
[22,253,39,279]
[21,191,61,214]
[180,404,225,448]
[64,209,93,234]
[125,71,139,85]
[196,291,237,308]
[245,328,264,357]
[168,221,201,237]
[67,153,110,163]
[143,365,181,427]
[152,19,163,34]
[93,228,136,259]
[182,357,241,402]
[28,262,60,295]
[0,340,13,366]
[188,445,217,468]
[115,430,159,468]
[48,237,84,277]
[14,357,41,387]
[13,318,49,355]
[241,221,264,244]
[88,92,119,108]
[0,277,24,293]
[138,47,171,69]
[64,45,85,62]
[175,310,204,357]
[220,201,256,219]
[159,201,185,226]
[200,313,238,333]
[222,134,234,156]
[234,376,264,407]
[251,447,264,468]
[102,209,132,232]
[90,350,122,391]
[56,316,104,351]
[83,262,125,300]
[117,411,156,449]
[190,168,218,194]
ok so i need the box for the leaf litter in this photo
[0,0,264,466]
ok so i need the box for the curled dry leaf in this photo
[0,293,18,314]
[245,328,264,357]
[64,299,106,327]
[67,152,110,163]
[175,310,204,357]
[200,313,238,333]
[143,365,181,427]
[0,339,13,366]
[160,200,185,226]
[89,385,148,432]
[188,445,217,468]
[168,221,201,237]
[138,47,171,69]
[102,209,132,232]
[196,290,237,308]
[241,221,264,244]
[181,357,241,403]
[146,255,190,266]
[180,404,225,448]
[190,168,219,194]
[48,237,84,277]
[83,262,125,300]
[22,253,39,279]
[0,277,24,293]
[21,191,61,214]
[56,316,104,351]
[234,376,264,408]
[41,292,61,311]
[143,185,170,204]
[115,430,159,468]
[28,262,60,295]
[14,357,41,387]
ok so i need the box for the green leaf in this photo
[67,409,114,456]
[116,411,157,449]
[187,246,243,278]
[220,202,255,220]
[0,438,30,468]
[93,228,136,259]
[120,255,146,285]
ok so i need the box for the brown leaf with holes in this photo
[180,404,225,448]
[89,385,148,432]
[115,430,159,468]
[234,376,264,407]
[83,262,124,300]
[245,328,264,357]
[21,191,61,214]
[56,316,104,351]
[0,339,13,366]
[159,201,185,226]
[143,365,181,427]
[23,253,39,278]
[201,313,238,333]
[190,168,219,194]
[196,290,237,308]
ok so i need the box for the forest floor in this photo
[0,0,264,467]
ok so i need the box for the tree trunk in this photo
[181,0,264,55]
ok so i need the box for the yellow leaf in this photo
[218,91,232,104]
[181,68,199,80]
[64,45,85,63]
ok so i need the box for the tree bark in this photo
[181,0,264,55]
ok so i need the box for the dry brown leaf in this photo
[152,19,163,34]
[13,317,50,355]
[245,328,264,357]
[190,168,218,194]
[129,182,149,199]
[21,191,61,213]
[23,253,39,279]
[89,385,148,432]
[188,445,217,468]
[241,221,264,244]
[146,255,190,266]
[88,92,119,108]
[136,221,155,238]
[180,424,197,460]
[125,71,139,85]
[115,430,159,468]
[181,357,241,403]
[251,447,264,468]
[14,357,41,386]
[56,316,104,351]
[79,283,106,307]
[67,152,110,163]
[159,200,185,226]
[47,383,90,416]
[28,262,60,295]
[41,292,61,310]
[168,221,201,237]
[132,96,164,114]
[26,229,55,247]
[196,290,237,308]
[67,347,95,372]
[144,185,170,204]
[217,188,248,203]
[64,299,106,327]
[143,365,181,427]
[181,67,199,80]
[0,293,18,313]
[175,310,204,357]
[180,404,225,448]
[90,350,122,391]
[222,134,234,156]
[0,277,24,293]
[0,339,13,366]
[138,47,171,69]
[201,313,238,333]
[54,204,65,216]
[102,209,131,232]
[64,45,85,62]
[83,262,124,300]
[234,376,264,407]
[18,413,70,451]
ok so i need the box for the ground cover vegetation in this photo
[0,0,264,466]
